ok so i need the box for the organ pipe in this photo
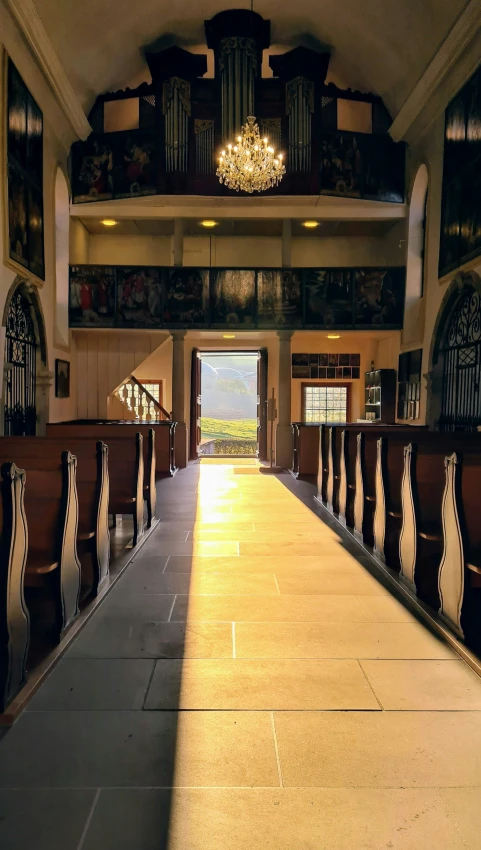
[163,77,190,173]
[286,76,314,172]
[218,37,258,139]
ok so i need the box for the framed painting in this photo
[55,359,70,398]
[5,58,45,282]
[164,268,209,326]
[354,268,405,326]
[258,269,302,328]
[70,266,116,327]
[304,269,353,327]
[115,131,157,198]
[320,132,362,198]
[70,136,114,203]
[116,267,162,327]
[210,270,256,328]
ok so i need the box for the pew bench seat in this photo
[418,522,443,542]
[26,557,59,576]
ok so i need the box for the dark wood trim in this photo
[55,452,81,640]
[145,428,156,528]
[94,441,110,593]
[133,434,144,547]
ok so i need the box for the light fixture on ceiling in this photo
[223,333,236,339]
[101,219,118,227]
[200,220,218,228]
[217,116,285,193]
[327,334,341,339]
[302,221,319,228]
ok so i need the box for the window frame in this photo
[301,382,352,424]
[134,379,163,407]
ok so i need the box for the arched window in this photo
[55,168,70,347]
[407,164,428,298]
[404,164,428,343]
[439,287,481,431]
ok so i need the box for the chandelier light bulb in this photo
[216,116,286,194]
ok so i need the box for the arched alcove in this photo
[403,163,428,345]
[426,270,481,431]
[2,278,50,435]
[55,167,70,348]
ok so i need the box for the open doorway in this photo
[190,350,267,458]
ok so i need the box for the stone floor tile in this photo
[118,570,278,596]
[164,554,366,574]
[81,787,469,850]
[95,593,176,619]
[276,571,390,595]
[239,541,349,556]
[144,658,380,710]
[361,659,481,709]
[356,595,420,622]
[172,594,371,623]
[273,711,481,787]
[66,619,233,659]
[235,621,458,659]
[438,787,481,849]
[116,571,192,595]
[0,711,279,788]
[27,659,155,710]
[0,789,96,850]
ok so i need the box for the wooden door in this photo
[257,348,268,461]
[190,349,202,459]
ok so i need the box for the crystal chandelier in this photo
[217,116,286,193]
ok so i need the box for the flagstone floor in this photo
[1,459,481,849]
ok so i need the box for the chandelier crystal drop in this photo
[217,116,286,193]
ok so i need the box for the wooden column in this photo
[275,330,293,469]
[171,331,187,468]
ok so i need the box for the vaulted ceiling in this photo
[32,0,469,116]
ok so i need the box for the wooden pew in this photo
[47,420,177,477]
[0,463,29,712]
[316,424,330,505]
[0,449,81,643]
[291,423,320,479]
[447,450,481,648]
[399,435,481,620]
[47,423,156,528]
[326,424,425,540]
[0,437,110,595]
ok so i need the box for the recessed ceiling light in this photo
[302,220,319,228]
[327,334,341,339]
[101,219,118,227]
[200,220,218,228]
[223,333,236,339]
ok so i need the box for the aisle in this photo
[1,461,481,849]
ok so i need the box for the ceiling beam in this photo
[390,0,481,143]
[70,196,407,222]
[6,0,91,140]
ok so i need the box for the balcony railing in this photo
[70,264,406,331]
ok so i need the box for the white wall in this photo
[0,5,80,425]
[86,229,405,269]
[74,330,170,419]
[133,336,173,414]
[290,332,386,422]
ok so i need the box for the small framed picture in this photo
[55,358,70,398]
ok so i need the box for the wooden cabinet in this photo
[364,369,396,424]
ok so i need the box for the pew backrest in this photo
[0,463,29,712]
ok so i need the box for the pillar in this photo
[275,330,293,468]
[171,331,188,468]
[172,219,184,267]
[282,219,291,268]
